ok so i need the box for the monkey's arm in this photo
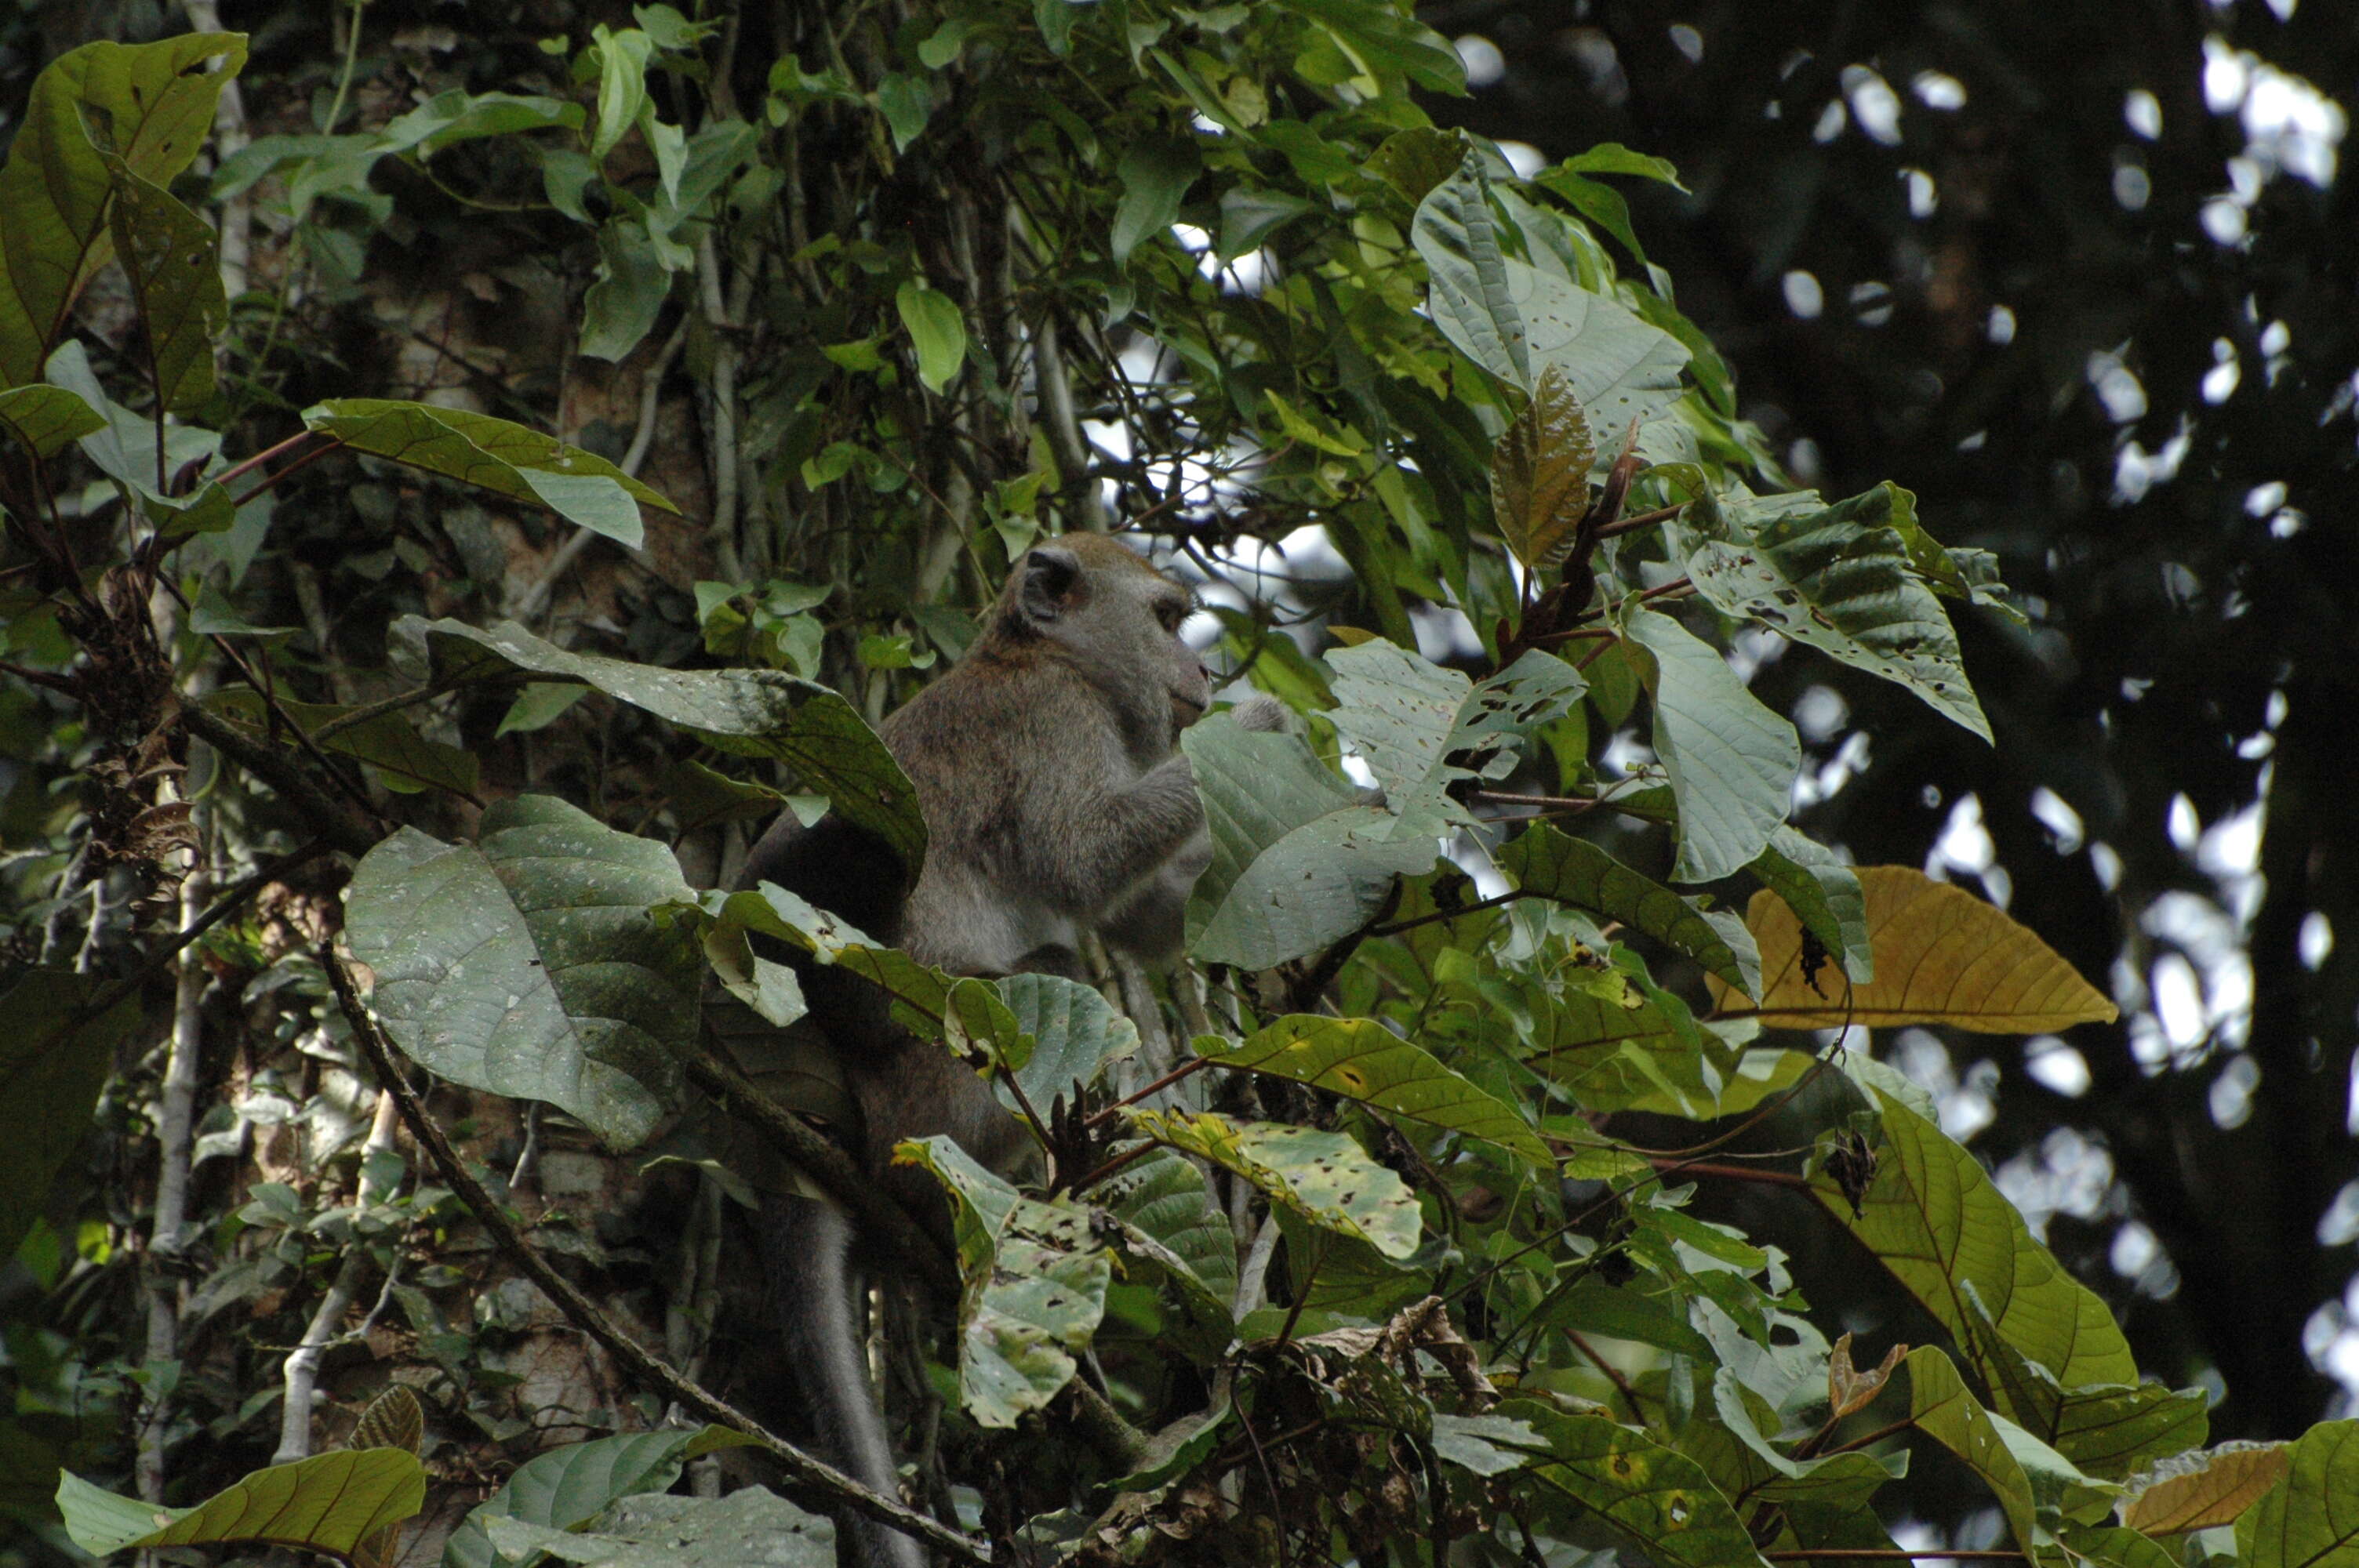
[1096,696,1291,964]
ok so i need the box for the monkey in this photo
[728,534,1285,1566]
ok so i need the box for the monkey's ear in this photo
[1017,546,1083,624]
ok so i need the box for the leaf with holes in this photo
[1126,1109,1421,1260]
[1499,825,1757,1000]
[1198,1014,1548,1163]
[897,1138,1110,1428]
[1683,482,1990,741]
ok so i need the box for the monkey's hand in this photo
[1226,694,1293,733]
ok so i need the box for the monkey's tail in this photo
[759,1193,931,1568]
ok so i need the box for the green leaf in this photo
[1096,1150,1238,1326]
[207,690,479,798]
[1183,709,1430,969]
[894,280,968,394]
[0,972,140,1263]
[1218,187,1317,259]
[590,25,652,162]
[1277,0,1467,94]
[1416,159,1690,423]
[580,217,671,362]
[1903,1347,2045,1555]
[304,400,675,546]
[1113,139,1201,265]
[1490,362,1594,570]
[1813,1090,2139,1400]
[0,383,104,459]
[875,73,935,151]
[480,1487,833,1568]
[1431,1413,1549,1477]
[444,1428,759,1568]
[1198,1014,1549,1163]
[1326,640,1585,840]
[1497,825,1760,1000]
[1708,1370,1905,1511]
[1685,482,1991,742]
[1957,1285,2206,1480]
[56,1450,423,1558]
[1747,827,1874,984]
[1622,607,1800,884]
[0,32,246,387]
[996,972,1140,1116]
[1501,1399,1773,1568]
[495,681,592,738]
[1365,125,1469,204]
[1412,155,1527,387]
[2239,1422,2359,1568]
[897,1139,1110,1428]
[401,617,925,882]
[1125,1110,1420,1259]
[47,340,221,506]
[104,158,225,416]
[343,797,702,1150]
[1552,143,1688,190]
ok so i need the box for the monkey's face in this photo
[1009,537,1209,747]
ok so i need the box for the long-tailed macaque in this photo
[734,535,1281,1566]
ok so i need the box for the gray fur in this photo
[746,535,1275,1566]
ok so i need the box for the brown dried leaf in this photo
[1828,1330,1906,1419]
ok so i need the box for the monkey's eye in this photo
[1156,602,1187,633]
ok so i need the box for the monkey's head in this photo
[999,535,1211,746]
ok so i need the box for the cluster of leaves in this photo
[4,7,2356,1568]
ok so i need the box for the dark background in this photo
[1423,0,2357,1435]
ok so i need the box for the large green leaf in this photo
[1957,1286,2205,1480]
[897,1139,1110,1428]
[57,1450,423,1558]
[1685,483,1990,742]
[1622,607,1799,884]
[401,617,925,880]
[2238,1421,2359,1568]
[481,1487,833,1568]
[2122,1443,2291,1535]
[1497,824,1760,999]
[0,972,140,1262]
[1277,0,1467,94]
[1414,160,1688,423]
[0,33,245,387]
[343,797,701,1150]
[445,1428,758,1568]
[306,400,675,546]
[1326,640,1585,840]
[1502,1399,1773,1568]
[103,158,224,416]
[0,382,104,459]
[1812,1090,2138,1398]
[1183,710,1431,969]
[1096,1149,1238,1327]
[995,971,1140,1115]
[1903,1347,2044,1555]
[1126,1110,1420,1260]
[1197,1014,1549,1163]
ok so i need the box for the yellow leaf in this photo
[1712,866,2117,1031]
[2121,1442,2291,1534]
